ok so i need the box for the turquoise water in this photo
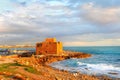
[1,46,120,78]
[50,46,120,78]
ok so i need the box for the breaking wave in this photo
[51,61,120,78]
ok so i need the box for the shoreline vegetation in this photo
[0,51,119,80]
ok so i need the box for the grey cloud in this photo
[60,33,120,42]
[0,0,120,45]
[80,3,120,26]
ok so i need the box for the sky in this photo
[0,0,120,46]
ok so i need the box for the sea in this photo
[0,46,120,78]
[50,46,120,78]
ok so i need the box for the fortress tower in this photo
[36,38,63,55]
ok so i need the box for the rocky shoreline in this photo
[0,51,119,80]
[35,51,92,65]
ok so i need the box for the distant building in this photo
[36,38,63,55]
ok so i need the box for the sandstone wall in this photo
[36,38,63,55]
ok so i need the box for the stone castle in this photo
[36,38,63,55]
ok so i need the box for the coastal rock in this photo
[13,74,26,80]
[16,51,101,80]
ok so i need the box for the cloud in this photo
[80,2,120,25]
[0,0,120,46]
[68,0,120,7]
[60,32,120,42]
[64,39,120,46]
[0,1,75,45]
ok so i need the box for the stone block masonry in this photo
[36,38,63,55]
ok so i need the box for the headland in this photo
[0,51,116,80]
[0,38,119,80]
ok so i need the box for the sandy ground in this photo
[0,56,16,64]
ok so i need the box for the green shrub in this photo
[24,67,38,74]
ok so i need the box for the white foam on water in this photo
[77,62,120,78]
[77,62,120,71]
[50,61,120,78]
